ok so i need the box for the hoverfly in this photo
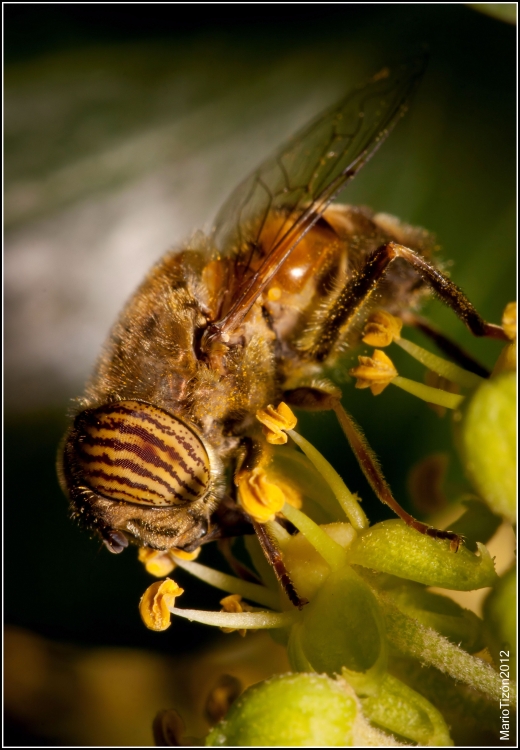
[59,57,507,607]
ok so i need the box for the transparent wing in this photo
[209,55,427,337]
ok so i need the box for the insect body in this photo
[59,58,507,590]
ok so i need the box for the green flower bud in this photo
[456,371,516,522]
[348,519,497,590]
[205,673,360,746]
[205,671,452,747]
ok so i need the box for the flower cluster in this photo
[138,306,516,746]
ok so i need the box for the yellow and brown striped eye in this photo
[71,401,211,506]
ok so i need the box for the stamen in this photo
[286,429,368,530]
[138,545,201,577]
[255,402,367,529]
[139,579,184,631]
[220,594,256,636]
[351,349,465,409]
[395,337,483,389]
[237,467,286,522]
[265,518,291,544]
[392,376,464,409]
[424,372,460,418]
[271,475,303,509]
[362,310,403,347]
[256,402,298,444]
[170,607,297,630]
[349,349,398,395]
[170,547,201,561]
[281,502,348,571]
[138,548,176,577]
[173,557,280,609]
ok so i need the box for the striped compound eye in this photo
[72,401,211,506]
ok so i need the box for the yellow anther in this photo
[502,301,517,341]
[237,467,286,522]
[138,546,201,577]
[220,593,248,612]
[138,548,176,577]
[269,474,303,509]
[139,578,184,631]
[170,546,201,562]
[362,310,403,347]
[220,594,255,636]
[349,349,398,395]
[256,402,297,444]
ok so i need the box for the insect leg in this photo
[312,241,508,361]
[233,437,308,608]
[284,386,462,551]
[205,496,307,605]
[252,520,309,609]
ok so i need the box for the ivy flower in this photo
[137,307,516,745]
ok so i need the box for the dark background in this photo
[4,4,516,746]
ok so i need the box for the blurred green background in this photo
[5,5,515,746]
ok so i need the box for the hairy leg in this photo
[311,241,507,361]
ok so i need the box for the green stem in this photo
[372,583,516,706]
